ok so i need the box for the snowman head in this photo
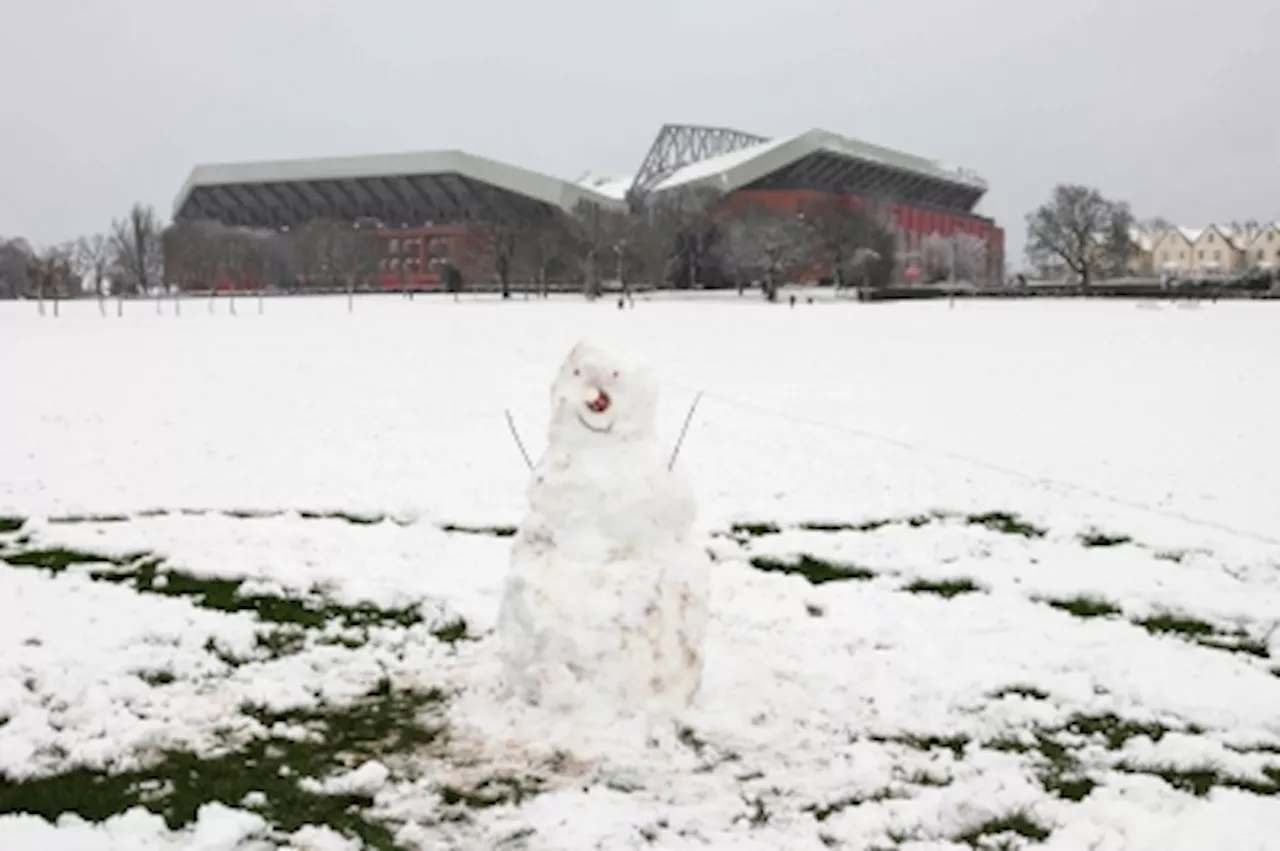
[548,340,658,445]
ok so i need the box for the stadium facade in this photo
[170,123,1003,288]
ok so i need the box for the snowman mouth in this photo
[576,413,614,434]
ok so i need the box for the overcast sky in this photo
[1,0,1275,265]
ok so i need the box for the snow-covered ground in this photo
[2,294,1279,850]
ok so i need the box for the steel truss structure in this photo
[626,123,770,203]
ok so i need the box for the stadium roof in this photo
[174,124,991,228]
[660,128,986,193]
[586,125,989,212]
[172,149,626,226]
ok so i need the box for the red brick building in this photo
[170,124,1002,288]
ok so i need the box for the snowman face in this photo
[550,341,657,441]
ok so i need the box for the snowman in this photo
[496,340,710,719]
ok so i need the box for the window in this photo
[1268,231,1275,243]
[388,238,400,255]
[1179,250,1185,259]
[1162,251,1169,262]
[1258,249,1266,261]
[1213,250,1221,261]
[1198,250,1204,260]
[1207,232,1215,243]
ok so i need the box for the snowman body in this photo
[496,341,709,717]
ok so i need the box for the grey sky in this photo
[2,0,1276,264]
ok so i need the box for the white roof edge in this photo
[171,149,625,220]
[651,127,988,200]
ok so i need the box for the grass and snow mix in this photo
[2,296,1279,849]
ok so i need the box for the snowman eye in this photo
[612,370,619,378]
[573,368,580,376]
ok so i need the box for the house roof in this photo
[172,149,626,220]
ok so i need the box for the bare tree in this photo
[627,204,681,292]
[217,229,252,315]
[951,233,988,283]
[28,245,74,317]
[519,216,573,298]
[567,199,628,299]
[919,233,952,283]
[74,233,113,315]
[1025,184,1134,287]
[473,214,523,299]
[719,203,814,302]
[798,196,895,291]
[650,187,723,290]
[1,238,34,300]
[110,203,164,316]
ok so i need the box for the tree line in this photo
[0,187,918,307]
[1022,183,1274,287]
[474,188,906,302]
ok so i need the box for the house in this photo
[1150,227,1199,277]
[1126,225,1157,276]
[1189,224,1247,275]
[1245,222,1280,270]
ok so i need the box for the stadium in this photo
[169,123,1004,288]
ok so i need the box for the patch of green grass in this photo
[3,543,427,640]
[983,713,1274,805]
[298,511,386,525]
[1114,763,1280,797]
[1064,712,1171,750]
[985,731,1096,803]
[47,514,130,524]
[438,774,545,809]
[730,522,780,537]
[224,509,283,520]
[1137,612,1216,639]
[430,617,474,646]
[0,680,447,849]
[2,547,143,575]
[87,559,425,631]
[749,554,875,585]
[439,524,517,538]
[1045,595,1122,618]
[804,789,901,822]
[966,512,1047,539]
[1080,530,1133,548]
[875,734,970,760]
[954,811,1051,847]
[902,578,982,598]
[1196,632,1271,658]
[990,685,1050,701]
[136,670,176,687]
[0,517,26,534]
[902,769,952,788]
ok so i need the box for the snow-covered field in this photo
[2,294,1279,850]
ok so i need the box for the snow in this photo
[2,295,1280,849]
[653,135,794,192]
[575,173,633,201]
